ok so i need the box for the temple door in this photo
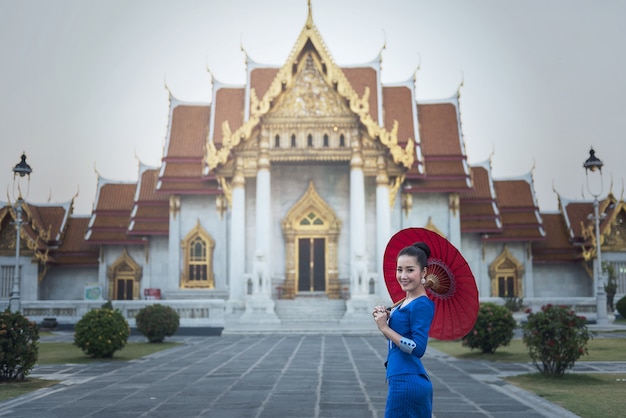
[297,237,326,292]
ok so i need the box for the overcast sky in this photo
[1,0,625,215]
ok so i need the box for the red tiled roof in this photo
[212,88,245,144]
[344,67,378,123]
[250,67,280,101]
[460,166,501,233]
[410,102,470,190]
[129,168,169,236]
[49,217,99,266]
[87,182,144,244]
[166,105,210,157]
[159,104,217,194]
[532,213,582,263]
[485,179,544,241]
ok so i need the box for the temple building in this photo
[1,7,625,333]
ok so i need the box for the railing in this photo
[19,299,226,327]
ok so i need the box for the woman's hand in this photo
[372,305,389,330]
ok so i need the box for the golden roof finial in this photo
[306,0,313,29]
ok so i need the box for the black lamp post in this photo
[9,153,32,313]
[583,147,608,325]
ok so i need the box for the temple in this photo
[1,6,625,333]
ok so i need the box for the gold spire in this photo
[306,0,313,29]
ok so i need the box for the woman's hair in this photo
[397,242,431,269]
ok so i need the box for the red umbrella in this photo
[383,227,479,340]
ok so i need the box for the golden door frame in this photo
[281,181,341,299]
[107,249,143,300]
[489,245,524,297]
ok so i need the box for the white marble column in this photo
[227,159,246,312]
[239,136,279,325]
[375,157,391,298]
[342,133,375,324]
[167,196,181,297]
[448,193,462,250]
[255,134,272,296]
[350,138,367,296]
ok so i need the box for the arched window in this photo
[188,237,207,281]
[181,221,215,288]
[339,134,345,147]
[274,134,280,148]
[323,134,329,147]
[307,134,313,147]
[291,134,296,147]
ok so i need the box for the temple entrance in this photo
[115,275,135,300]
[297,237,326,292]
[282,181,341,299]
[107,249,142,301]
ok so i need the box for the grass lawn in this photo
[430,336,626,417]
[429,336,626,362]
[506,373,626,417]
[0,340,180,402]
[37,341,180,364]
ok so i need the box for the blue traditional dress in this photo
[385,295,435,418]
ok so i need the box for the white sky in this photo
[1,0,625,215]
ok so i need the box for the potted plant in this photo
[603,262,618,312]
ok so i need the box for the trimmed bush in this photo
[135,304,180,343]
[0,308,39,382]
[462,302,516,353]
[616,295,626,319]
[502,296,524,312]
[74,308,130,358]
[522,304,594,376]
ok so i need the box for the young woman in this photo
[373,242,435,417]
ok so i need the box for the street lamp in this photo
[9,153,32,313]
[583,147,608,325]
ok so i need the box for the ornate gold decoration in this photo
[206,13,414,172]
[282,181,341,299]
[449,193,460,217]
[107,249,142,300]
[169,196,181,219]
[401,193,412,218]
[180,220,215,288]
[488,245,524,297]
[425,217,445,238]
[388,174,404,209]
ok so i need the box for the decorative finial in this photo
[306,0,313,29]
[457,71,465,97]
[164,75,171,96]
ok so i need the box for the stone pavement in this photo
[1,331,624,418]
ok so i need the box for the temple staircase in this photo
[223,293,377,335]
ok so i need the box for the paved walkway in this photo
[1,331,624,418]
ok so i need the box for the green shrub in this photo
[462,302,516,353]
[502,296,524,312]
[74,308,130,358]
[0,308,39,382]
[616,295,626,319]
[135,304,180,343]
[522,304,594,376]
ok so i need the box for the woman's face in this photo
[396,254,425,293]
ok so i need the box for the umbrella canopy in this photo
[383,227,479,340]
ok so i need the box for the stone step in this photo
[275,298,346,323]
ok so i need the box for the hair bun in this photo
[413,242,431,259]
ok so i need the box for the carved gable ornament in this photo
[603,205,626,252]
[206,10,414,172]
[268,54,353,120]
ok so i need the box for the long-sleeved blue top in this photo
[386,295,435,378]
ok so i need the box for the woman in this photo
[373,242,435,418]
